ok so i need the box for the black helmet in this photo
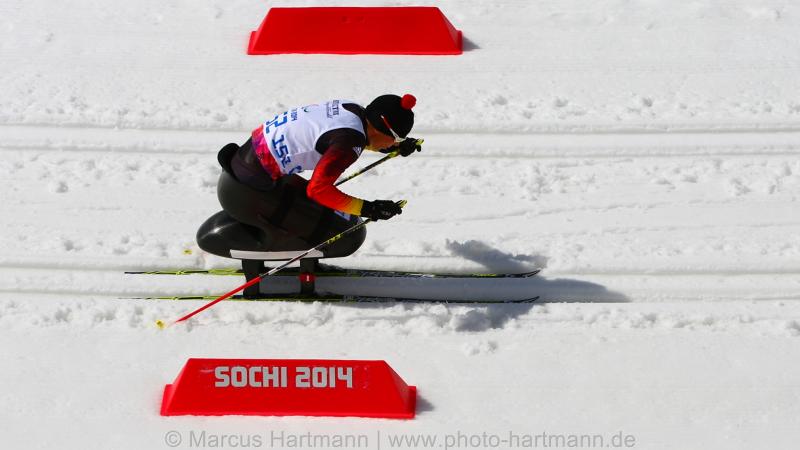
[366,94,416,139]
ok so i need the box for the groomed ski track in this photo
[3,1,800,448]
[1,125,798,304]
[2,124,799,341]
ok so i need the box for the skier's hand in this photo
[395,137,422,157]
[361,200,403,221]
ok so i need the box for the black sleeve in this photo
[315,128,367,155]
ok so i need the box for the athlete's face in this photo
[372,132,397,150]
[366,122,399,151]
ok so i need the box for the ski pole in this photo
[334,138,424,186]
[334,151,398,186]
[155,200,407,329]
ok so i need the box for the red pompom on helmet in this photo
[400,94,416,110]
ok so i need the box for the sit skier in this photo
[207,94,422,294]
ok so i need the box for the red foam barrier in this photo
[247,7,462,55]
[160,358,416,418]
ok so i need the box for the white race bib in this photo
[257,99,365,175]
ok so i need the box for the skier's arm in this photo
[307,145,364,216]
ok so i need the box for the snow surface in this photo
[1,0,800,449]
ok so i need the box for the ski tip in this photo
[155,320,166,330]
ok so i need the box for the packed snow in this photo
[1,0,799,449]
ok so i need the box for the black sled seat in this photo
[196,144,366,296]
[196,144,366,262]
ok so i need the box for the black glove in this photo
[395,137,422,157]
[361,200,403,221]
